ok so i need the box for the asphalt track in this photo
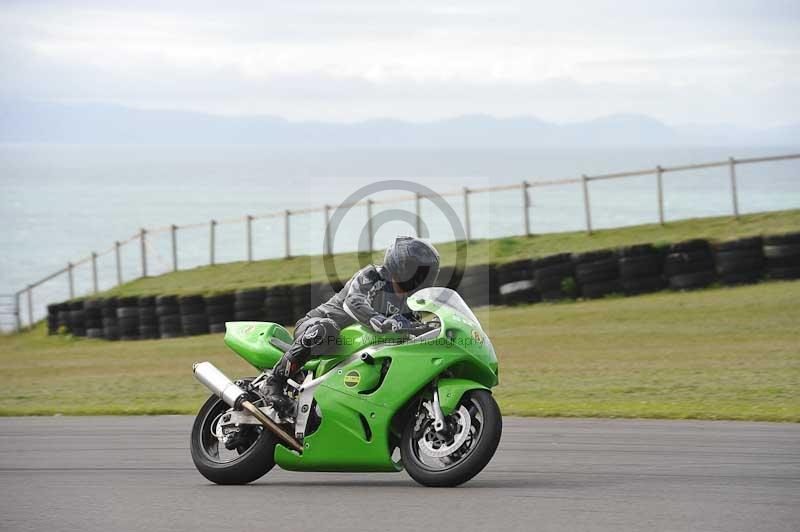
[0,417,798,532]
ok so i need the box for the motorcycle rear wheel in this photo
[190,393,276,485]
[401,390,502,487]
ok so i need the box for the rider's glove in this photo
[386,314,413,333]
[369,314,413,333]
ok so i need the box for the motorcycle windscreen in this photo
[407,287,497,377]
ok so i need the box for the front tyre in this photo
[190,394,276,485]
[401,390,502,487]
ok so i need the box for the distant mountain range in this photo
[1,99,797,147]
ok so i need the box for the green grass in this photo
[98,209,800,296]
[3,281,798,421]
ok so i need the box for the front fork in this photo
[423,381,448,433]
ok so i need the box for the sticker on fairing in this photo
[344,370,361,387]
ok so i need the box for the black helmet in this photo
[383,236,440,293]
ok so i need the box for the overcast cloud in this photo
[1,0,798,126]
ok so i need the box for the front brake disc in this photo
[418,405,472,458]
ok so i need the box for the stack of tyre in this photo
[618,244,665,295]
[712,237,764,286]
[291,284,314,323]
[532,254,575,301]
[47,302,66,334]
[180,295,208,336]
[664,239,716,290]
[317,281,337,306]
[573,250,621,299]
[495,259,539,305]
[84,299,104,339]
[102,297,119,340]
[138,296,159,339]
[116,297,140,340]
[67,301,86,337]
[763,232,800,280]
[156,295,182,338]
[205,294,235,333]
[457,264,497,308]
[234,288,266,322]
[264,285,293,325]
[56,303,71,333]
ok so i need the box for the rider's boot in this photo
[264,353,300,416]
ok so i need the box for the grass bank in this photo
[3,281,798,421]
[98,209,800,296]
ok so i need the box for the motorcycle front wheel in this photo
[190,393,276,485]
[401,389,502,487]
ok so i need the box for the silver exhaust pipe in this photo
[193,361,248,408]
[193,362,303,453]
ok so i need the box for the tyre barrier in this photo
[56,305,70,332]
[290,284,313,324]
[664,239,716,290]
[206,293,235,334]
[101,297,119,340]
[116,296,140,341]
[180,295,208,336]
[84,298,104,339]
[763,232,800,280]
[496,259,538,306]
[47,302,66,334]
[264,285,294,327]
[533,253,575,301]
[458,264,498,308]
[289,282,340,324]
[45,231,800,340]
[435,265,463,291]
[67,300,86,337]
[138,295,159,340]
[156,294,182,339]
[573,249,620,299]
[234,288,266,322]
[713,237,764,286]
[618,244,665,296]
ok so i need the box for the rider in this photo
[265,236,440,414]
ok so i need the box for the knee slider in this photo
[300,318,340,350]
[299,319,334,347]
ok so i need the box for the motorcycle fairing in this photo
[273,288,499,472]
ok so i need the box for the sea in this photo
[1,144,799,328]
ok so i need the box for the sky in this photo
[0,0,798,127]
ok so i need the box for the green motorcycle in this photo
[190,287,501,487]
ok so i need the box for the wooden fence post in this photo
[91,252,98,293]
[27,286,33,328]
[140,228,147,278]
[67,262,74,298]
[115,241,122,285]
[729,157,740,219]
[171,225,178,272]
[581,174,593,235]
[656,165,665,225]
[15,291,21,332]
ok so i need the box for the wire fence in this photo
[6,152,799,332]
